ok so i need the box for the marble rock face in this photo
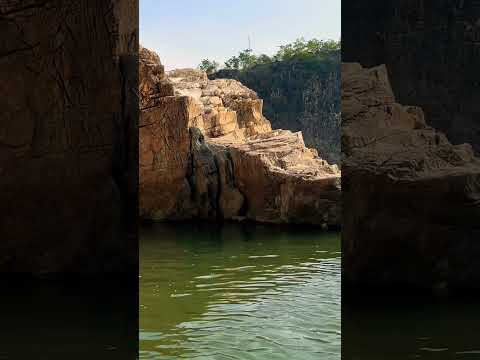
[342,62,480,292]
[139,47,341,227]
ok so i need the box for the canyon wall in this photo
[343,0,480,154]
[139,48,341,227]
[0,1,138,275]
[211,53,341,164]
[342,63,480,292]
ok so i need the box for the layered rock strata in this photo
[342,63,480,291]
[139,48,340,227]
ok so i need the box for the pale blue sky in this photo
[140,0,341,70]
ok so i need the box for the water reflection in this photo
[140,222,341,359]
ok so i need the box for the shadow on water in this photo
[140,222,341,360]
[0,278,138,360]
[343,293,480,360]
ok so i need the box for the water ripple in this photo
[140,224,340,360]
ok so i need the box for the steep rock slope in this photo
[342,63,480,292]
[139,48,341,227]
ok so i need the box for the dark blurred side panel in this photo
[0,279,138,359]
[342,1,480,359]
[0,0,138,358]
[343,0,480,293]
[0,0,138,275]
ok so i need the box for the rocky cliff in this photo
[343,0,480,155]
[211,53,341,164]
[139,48,341,227]
[342,63,480,292]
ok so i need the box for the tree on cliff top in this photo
[198,59,219,74]
[199,38,340,72]
[224,49,260,70]
[273,38,340,61]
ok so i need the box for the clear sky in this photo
[140,0,341,70]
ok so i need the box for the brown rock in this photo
[139,96,201,220]
[210,130,340,225]
[342,63,480,291]
[139,45,174,109]
[138,48,341,227]
[167,71,272,138]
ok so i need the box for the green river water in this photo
[139,222,341,359]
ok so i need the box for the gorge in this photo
[138,45,342,359]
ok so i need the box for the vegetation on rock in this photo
[198,59,220,75]
[198,38,340,72]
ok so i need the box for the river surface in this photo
[139,223,341,360]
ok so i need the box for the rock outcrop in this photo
[168,69,272,138]
[342,63,480,292]
[139,48,340,227]
[211,53,341,165]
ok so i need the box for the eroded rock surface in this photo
[342,63,480,291]
[139,48,340,227]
